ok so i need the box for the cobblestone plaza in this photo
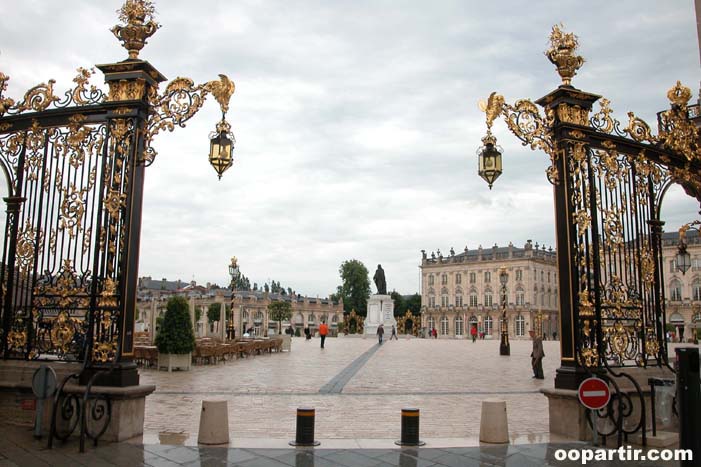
[141,338,561,443]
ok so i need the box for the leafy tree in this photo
[405,293,422,315]
[336,259,371,315]
[391,291,405,317]
[264,283,270,293]
[155,296,196,354]
[253,283,258,291]
[268,300,292,334]
[195,306,202,323]
[208,302,224,323]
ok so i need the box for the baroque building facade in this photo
[661,230,701,341]
[231,291,344,337]
[420,240,559,339]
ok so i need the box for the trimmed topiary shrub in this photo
[155,296,196,354]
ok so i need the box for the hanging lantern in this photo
[477,132,503,189]
[209,118,235,179]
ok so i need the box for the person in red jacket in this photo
[470,324,478,343]
[319,320,329,348]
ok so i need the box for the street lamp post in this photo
[499,266,510,356]
[228,257,240,340]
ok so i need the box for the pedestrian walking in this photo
[470,325,478,343]
[377,323,385,345]
[530,330,545,379]
[390,325,398,340]
[304,326,311,340]
[432,328,438,339]
[319,320,328,348]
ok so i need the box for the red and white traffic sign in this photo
[578,377,610,410]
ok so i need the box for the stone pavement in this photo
[0,423,681,466]
[141,337,560,441]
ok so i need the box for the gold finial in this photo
[230,256,238,268]
[545,24,585,86]
[205,74,236,115]
[667,81,692,108]
[111,0,160,60]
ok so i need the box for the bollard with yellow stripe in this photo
[289,407,320,446]
[395,408,426,446]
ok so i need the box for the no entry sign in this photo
[578,377,610,410]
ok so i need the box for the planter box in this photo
[158,352,192,372]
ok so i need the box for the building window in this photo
[516,314,525,337]
[484,271,491,283]
[670,280,682,302]
[442,274,448,285]
[693,257,700,271]
[469,272,476,284]
[484,315,493,335]
[484,290,493,307]
[456,273,462,284]
[541,271,544,282]
[428,275,434,286]
[693,279,700,301]
[455,316,463,336]
[441,295,449,307]
[428,316,435,332]
[469,292,478,307]
[440,316,449,335]
[516,288,525,306]
[516,269,522,281]
[455,294,463,307]
[428,295,435,308]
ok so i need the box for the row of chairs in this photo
[133,337,285,368]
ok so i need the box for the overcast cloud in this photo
[1,1,699,297]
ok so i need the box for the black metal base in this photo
[553,365,589,390]
[499,342,510,356]
[395,440,426,446]
[78,362,139,387]
[289,440,320,447]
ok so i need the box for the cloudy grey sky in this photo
[1,1,699,297]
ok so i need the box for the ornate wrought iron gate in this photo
[0,1,235,385]
[482,26,701,443]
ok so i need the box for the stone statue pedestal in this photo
[363,294,397,337]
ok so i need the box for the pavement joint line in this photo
[152,390,542,396]
[318,343,382,394]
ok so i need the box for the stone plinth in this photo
[479,399,509,443]
[363,294,397,337]
[0,360,155,442]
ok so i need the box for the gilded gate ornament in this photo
[545,24,585,86]
[51,311,76,354]
[111,0,159,60]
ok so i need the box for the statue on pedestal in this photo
[373,264,387,295]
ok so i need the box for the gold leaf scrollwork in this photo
[99,278,118,308]
[205,74,236,115]
[50,311,76,354]
[556,103,589,126]
[573,209,591,237]
[59,184,87,238]
[92,339,118,363]
[16,220,42,275]
[626,111,657,144]
[578,347,599,368]
[579,289,595,317]
[13,80,59,114]
[590,98,615,134]
[343,310,365,334]
[107,78,147,102]
[7,329,27,352]
[104,190,127,219]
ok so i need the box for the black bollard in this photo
[289,408,320,446]
[395,408,425,446]
[675,347,700,466]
